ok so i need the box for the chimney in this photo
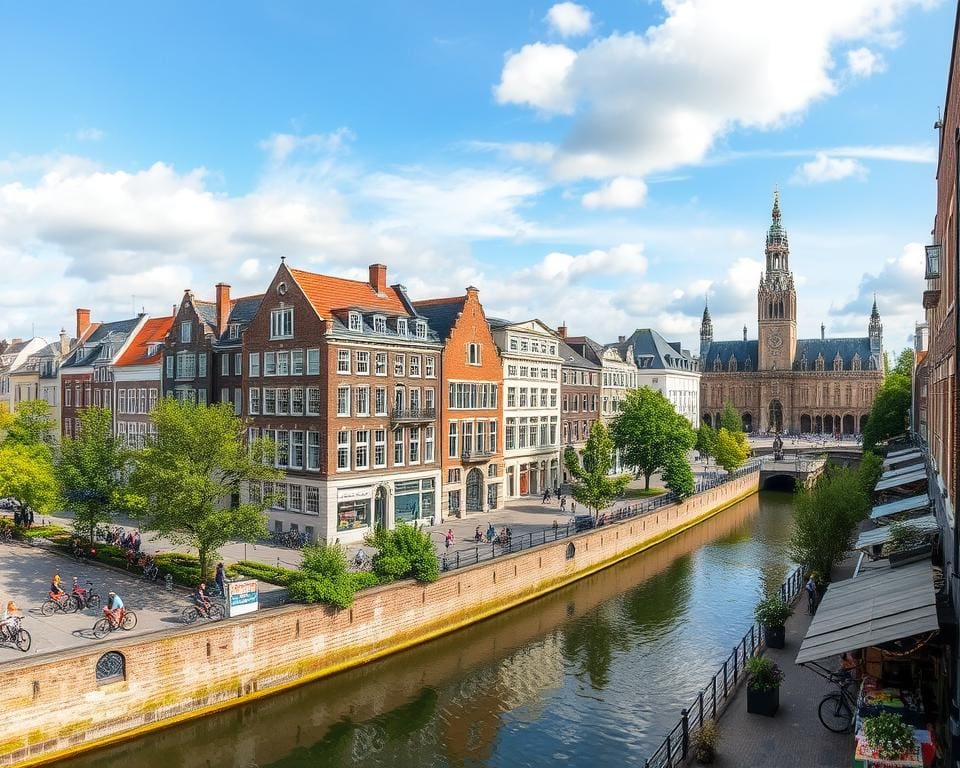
[369,264,388,295]
[557,323,568,339]
[59,329,70,356]
[466,285,479,300]
[76,308,91,339]
[821,323,825,340]
[743,325,747,341]
[618,335,626,344]
[215,283,231,334]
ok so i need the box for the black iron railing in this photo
[390,407,436,422]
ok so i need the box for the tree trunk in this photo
[199,546,209,584]
[644,471,652,490]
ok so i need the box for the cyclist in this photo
[353,549,368,570]
[71,576,87,604]
[194,583,212,617]
[103,591,124,627]
[0,601,19,641]
[49,573,64,599]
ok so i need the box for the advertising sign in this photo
[226,578,259,618]
[337,486,372,502]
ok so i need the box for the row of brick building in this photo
[41,260,700,544]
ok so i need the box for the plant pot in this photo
[747,685,779,717]
[763,625,785,649]
[889,545,932,568]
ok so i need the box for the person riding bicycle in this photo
[71,576,87,602]
[1,601,19,641]
[103,591,124,627]
[49,573,64,599]
[194,583,212,617]
[353,549,368,569]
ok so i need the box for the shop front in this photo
[394,477,436,525]
[336,486,372,533]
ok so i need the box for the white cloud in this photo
[465,140,557,164]
[494,43,578,114]
[258,128,354,163]
[76,128,105,142]
[791,152,868,184]
[582,177,648,208]
[518,243,648,283]
[708,143,936,164]
[545,2,593,37]
[847,46,886,76]
[496,0,932,179]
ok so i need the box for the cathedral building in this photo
[699,193,884,436]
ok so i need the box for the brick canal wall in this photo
[0,471,758,767]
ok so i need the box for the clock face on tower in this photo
[768,333,783,350]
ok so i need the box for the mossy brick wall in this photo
[0,471,758,768]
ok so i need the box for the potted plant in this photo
[754,594,792,649]
[886,522,932,567]
[692,719,720,764]
[861,713,917,761]
[745,656,783,717]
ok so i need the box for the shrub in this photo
[862,713,916,760]
[858,451,883,495]
[754,595,793,628]
[228,561,297,586]
[366,522,439,584]
[288,542,364,610]
[154,552,202,586]
[887,522,930,554]
[692,719,720,764]
[745,656,783,692]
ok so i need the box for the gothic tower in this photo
[757,191,798,370]
[869,296,883,368]
[700,300,713,360]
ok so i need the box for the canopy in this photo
[883,450,922,469]
[869,493,932,521]
[856,514,938,550]
[875,468,928,493]
[886,446,919,459]
[795,559,938,664]
[879,463,926,480]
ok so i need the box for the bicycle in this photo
[71,580,101,611]
[0,527,12,543]
[40,592,78,616]
[181,602,224,624]
[0,616,31,652]
[142,560,160,581]
[818,671,857,732]
[92,610,138,639]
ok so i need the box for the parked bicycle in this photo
[71,579,101,611]
[142,558,160,582]
[0,615,31,652]
[180,603,224,624]
[818,671,857,732]
[92,610,138,639]
[269,530,308,548]
[40,592,78,616]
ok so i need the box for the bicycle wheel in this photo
[92,618,111,639]
[208,604,224,621]
[121,611,137,630]
[181,607,199,624]
[63,597,78,614]
[818,692,853,732]
[15,628,31,652]
[40,600,55,617]
[87,594,101,610]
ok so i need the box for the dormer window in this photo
[415,321,427,339]
[744,357,752,372]
[800,355,808,371]
[833,354,843,371]
[397,318,408,336]
[374,315,387,333]
[727,356,737,372]
[228,324,241,340]
[852,353,862,371]
[714,356,722,371]
[349,312,363,332]
[147,342,161,357]
[815,354,825,372]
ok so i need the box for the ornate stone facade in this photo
[699,194,884,435]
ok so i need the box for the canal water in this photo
[55,491,795,768]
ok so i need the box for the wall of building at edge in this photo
[0,471,759,768]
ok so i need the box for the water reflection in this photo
[54,492,794,768]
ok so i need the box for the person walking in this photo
[542,489,550,504]
[560,496,566,512]
[445,529,455,550]
[805,574,819,614]
[215,562,226,596]
[486,522,496,543]
[571,501,577,515]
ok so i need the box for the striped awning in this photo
[883,450,922,469]
[869,494,932,521]
[875,468,928,493]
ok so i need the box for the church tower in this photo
[757,191,798,370]
[869,296,883,368]
[700,300,713,360]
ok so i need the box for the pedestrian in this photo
[571,501,577,515]
[445,528,455,550]
[486,522,496,543]
[805,574,819,614]
[555,487,561,501]
[474,525,483,543]
[560,496,566,512]
[553,519,558,535]
[215,562,226,595]
[27,508,34,528]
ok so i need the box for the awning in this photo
[886,446,918,459]
[869,493,932,521]
[879,462,926,480]
[856,514,938,550]
[883,450,922,469]
[875,468,928,493]
[796,559,938,664]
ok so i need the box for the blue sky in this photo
[0,1,952,355]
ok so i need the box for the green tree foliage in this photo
[696,425,716,462]
[713,428,749,473]
[2,400,56,447]
[610,388,696,489]
[131,399,281,579]
[857,451,883,496]
[719,401,743,433]
[862,374,911,451]
[893,349,914,378]
[0,443,59,515]
[563,421,630,517]
[366,522,439,583]
[57,408,130,543]
[790,466,870,581]
[287,542,377,609]
[661,451,695,499]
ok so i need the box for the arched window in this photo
[96,652,126,684]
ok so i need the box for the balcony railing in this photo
[923,277,941,309]
[390,407,436,423]
[461,449,494,462]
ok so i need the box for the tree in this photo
[0,443,59,515]
[131,399,281,579]
[719,401,743,434]
[713,428,749,473]
[563,421,630,517]
[366,522,439,583]
[288,542,376,609]
[661,451,695,499]
[696,425,716,463]
[862,373,911,450]
[57,408,131,543]
[2,400,56,448]
[610,388,696,489]
[857,451,883,496]
[893,349,914,378]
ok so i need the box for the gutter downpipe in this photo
[952,125,960,768]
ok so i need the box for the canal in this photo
[55,491,795,768]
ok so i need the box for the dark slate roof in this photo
[564,335,604,365]
[704,340,759,371]
[193,300,219,331]
[486,317,515,329]
[611,328,696,371]
[793,337,876,370]
[413,297,467,342]
[215,295,264,344]
[61,317,142,369]
[558,339,599,370]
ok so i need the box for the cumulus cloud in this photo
[791,152,868,184]
[517,243,648,284]
[545,2,593,37]
[582,177,648,208]
[847,46,886,76]
[668,256,765,320]
[832,242,925,318]
[496,0,931,180]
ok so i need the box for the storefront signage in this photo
[227,579,259,618]
[338,486,372,502]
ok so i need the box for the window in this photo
[197,389,207,406]
[425,356,435,378]
[270,307,294,339]
[148,389,158,411]
[425,387,435,412]
[291,387,304,415]
[509,337,518,351]
[508,387,517,408]
[374,315,386,333]
[424,426,434,462]
[307,387,320,415]
[356,351,370,375]
[337,350,350,374]
[489,421,497,453]
[277,388,290,415]
[290,431,304,469]
[165,356,174,379]
[288,484,303,511]
[306,486,320,513]
[139,389,147,413]
[507,364,517,376]
[375,386,387,415]
[263,388,276,415]
[393,428,404,465]
[221,354,230,376]
[356,386,370,416]
[277,351,290,376]
[337,430,350,471]
[375,352,387,376]
[118,389,127,414]
[394,354,405,376]
[306,349,320,375]
[415,321,427,339]
[354,430,369,469]
[409,427,420,463]
[374,429,387,467]
[448,422,458,458]
[397,318,408,337]
[234,353,242,376]
[198,353,207,378]
[505,418,515,450]
[249,388,261,414]
[337,386,350,416]
[275,431,289,467]
[229,323,241,340]
[307,432,321,470]
[264,351,277,376]
[96,651,126,684]
[519,388,527,407]
[349,312,363,332]
[180,322,191,343]
[249,352,261,377]
[409,355,421,377]
[291,350,303,376]
[176,351,196,379]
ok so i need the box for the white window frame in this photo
[249,352,260,377]
[180,321,191,343]
[337,349,351,374]
[270,307,294,340]
[348,312,363,332]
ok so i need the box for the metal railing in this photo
[642,565,804,768]
[390,407,436,421]
[437,458,765,574]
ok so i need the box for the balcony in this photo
[461,449,494,462]
[923,277,941,309]
[390,407,436,424]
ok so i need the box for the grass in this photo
[622,487,667,499]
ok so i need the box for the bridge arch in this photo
[761,473,797,492]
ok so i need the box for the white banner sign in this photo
[226,579,259,618]
[337,486,372,503]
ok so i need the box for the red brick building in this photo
[113,316,173,447]
[556,327,601,483]
[243,261,442,543]
[414,287,504,518]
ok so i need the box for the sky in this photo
[0,0,952,357]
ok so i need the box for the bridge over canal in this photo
[759,456,829,491]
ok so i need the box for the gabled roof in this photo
[563,335,604,365]
[558,339,599,370]
[9,341,63,377]
[412,296,467,341]
[192,300,219,333]
[116,316,174,367]
[610,328,697,371]
[289,268,410,318]
[61,317,143,369]
[793,337,875,370]
[216,294,264,343]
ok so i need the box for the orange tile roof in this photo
[412,295,465,307]
[115,316,174,367]
[289,268,409,318]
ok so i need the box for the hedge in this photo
[154,552,202,587]
[228,560,297,586]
